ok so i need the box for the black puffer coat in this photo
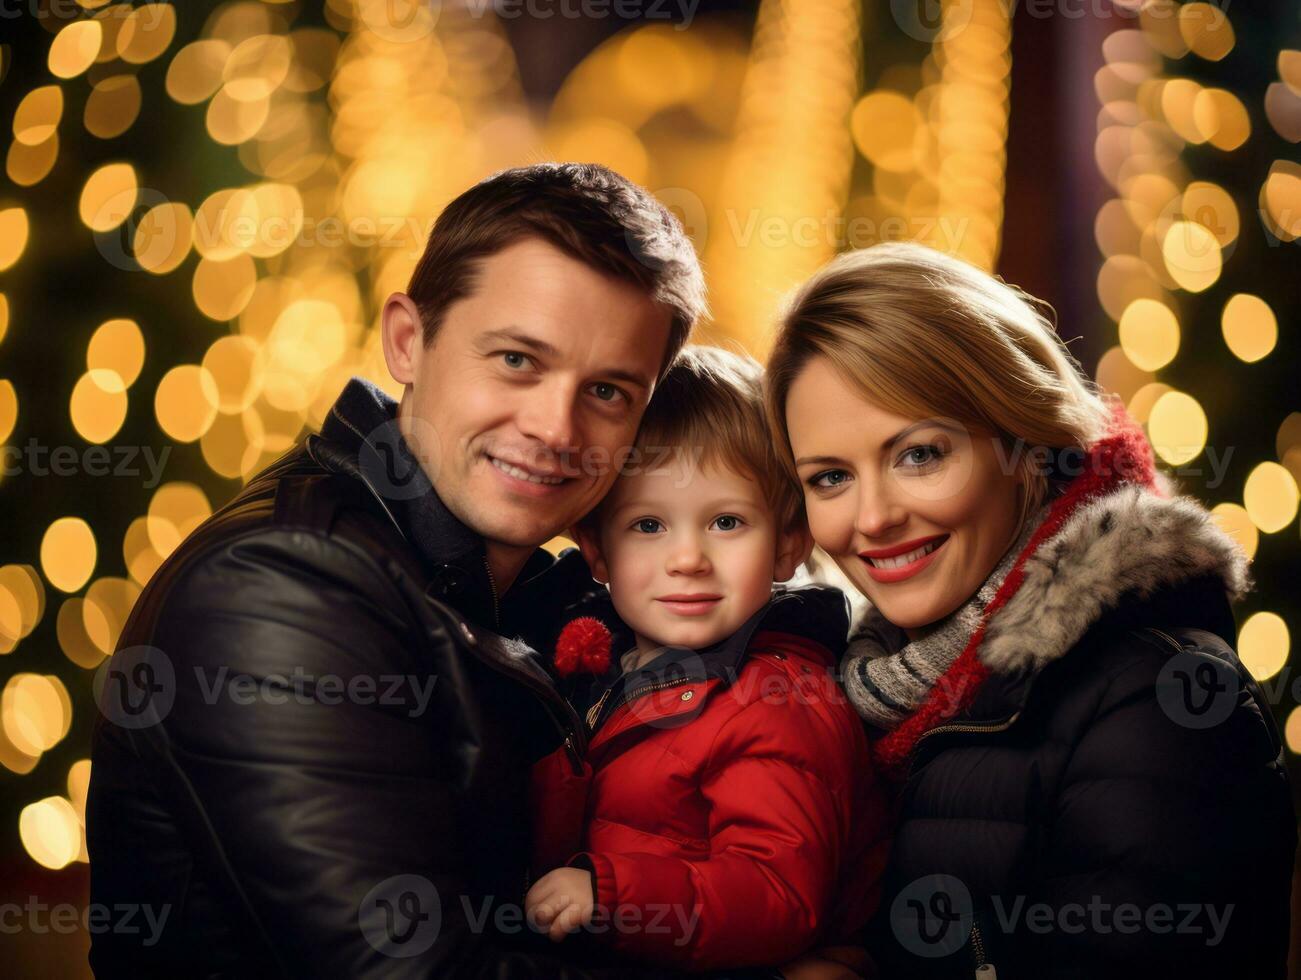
[859,481,1295,979]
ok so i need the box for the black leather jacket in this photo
[86,378,690,978]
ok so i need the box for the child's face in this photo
[576,457,810,654]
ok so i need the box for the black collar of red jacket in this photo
[603,585,850,706]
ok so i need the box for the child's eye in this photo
[807,469,850,489]
[710,515,745,532]
[898,444,945,469]
[633,518,663,534]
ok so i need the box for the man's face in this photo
[385,237,674,564]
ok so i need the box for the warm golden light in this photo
[87,318,146,387]
[0,208,30,272]
[48,20,103,79]
[69,370,129,444]
[79,163,138,232]
[133,201,194,274]
[116,3,176,65]
[1147,390,1207,466]
[1118,298,1180,371]
[40,518,97,594]
[154,365,219,443]
[1178,3,1235,62]
[82,577,141,657]
[1239,612,1290,682]
[1221,293,1278,363]
[84,74,143,140]
[1161,219,1222,292]
[1244,462,1300,533]
[18,796,80,871]
[1261,161,1301,241]
[167,39,232,105]
[146,482,212,559]
[1210,502,1259,561]
[13,86,63,145]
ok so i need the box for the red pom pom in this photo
[555,617,612,677]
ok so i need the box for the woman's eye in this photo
[634,518,662,534]
[900,445,944,468]
[711,515,744,532]
[808,469,850,489]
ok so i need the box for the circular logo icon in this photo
[890,0,974,43]
[92,186,172,274]
[359,873,441,958]
[1156,648,1239,730]
[649,186,709,254]
[358,417,441,501]
[355,0,442,44]
[93,645,176,729]
[891,874,973,958]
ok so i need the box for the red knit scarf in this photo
[873,400,1159,779]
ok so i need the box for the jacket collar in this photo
[583,586,849,733]
[311,377,554,630]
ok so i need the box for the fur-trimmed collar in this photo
[978,477,1250,675]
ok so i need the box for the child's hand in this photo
[524,867,595,942]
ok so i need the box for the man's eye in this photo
[634,519,662,534]
[711,515,744,531]
[590,382,626,404]
[501,352,530,370]
[808,469,850,489]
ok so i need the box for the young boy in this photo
[525,346,890,973]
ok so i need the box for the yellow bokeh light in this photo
[1178,3,1235,62]
[122,517,165,588]
[202,335,264,413]
[147,482,212,558]
[193,255,258,321]
[206,86,270,145]
[3,674,72,756]
[1239,612,1290,682]
[56,598,105,669]
[82,577,141,656]
[87,318,145,387]
[133,201,194,275]
[201,410,267,480]
[0,564,45,654]
[154,365,219,443]
[1147,390,1207,466]
[0,379,16,444]
[1221,294,1277,363]
[1126,381,1173,425]
[1260,161,1301,242]
[48,20,103,79]
[116,3,176,65]
[223,34,292,102]
[84,74,142,140]
[0,294,8,346]
[851,90,922,173]
[1161,220,1221,292]
[1244,462,1299,533]
[18,796,81,871]
[68,759,92,822]
[79,163,138,232]
[1194,88,1250,151]
[1286,707,1301,755]
[166,39,232,105]
[7,131,60,187]
[0,208,30,272]
[1281,51,1301,94]
[41,518,97,594]
[70,370,129,444]
[1118,298,1179,372]
[1180,181,1238,247]
[13,86,63,146]
[1210,502,1259,561]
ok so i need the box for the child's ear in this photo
[570,522,611,585]
[774,523,815,583]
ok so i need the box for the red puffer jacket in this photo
[531,588,891,972]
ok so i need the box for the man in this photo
[87,163,707,976]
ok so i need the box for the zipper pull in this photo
[975,966,997,979]
[585,688,612,730]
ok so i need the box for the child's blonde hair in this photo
[594,345,805,533]
[764,241,1115,539]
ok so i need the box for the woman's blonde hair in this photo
[764,241,1115,539]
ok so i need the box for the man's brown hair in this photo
[406,163,706,380]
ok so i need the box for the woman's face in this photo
[784,356,1024,638]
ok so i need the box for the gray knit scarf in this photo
[843,503,1051,729]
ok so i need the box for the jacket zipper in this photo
[909,712,1022,763]
[482,555,500,629]
[970,920,988,972]
[588,676,692,733]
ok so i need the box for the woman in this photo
[764,242,1295,978]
